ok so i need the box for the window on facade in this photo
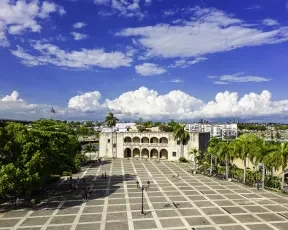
[177,140,180,145]
[173,152,176,157]
[108,139,110,143]
[113,143,116,147]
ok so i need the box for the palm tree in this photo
[189,148,201,171]
[234,134,258,184]
[276,142,288,190]
[253,139,278,189]
[173,123,190,158]
[208,137,221,175]
[216,140,230,180]
[84,143,98,160]
[105,112,119,129]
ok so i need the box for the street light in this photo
[136,180,150,215]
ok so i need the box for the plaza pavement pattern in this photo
[1,159,288,230]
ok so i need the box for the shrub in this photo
[179,157,188,163]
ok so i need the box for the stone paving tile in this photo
[131,211,154,219]
[1,210,28,218]
[256,213,286,222]
[271,222,288,230]
[50,215,76,224]
[133,219,157,229]
[242,206,269,213]
[75,223,101,230]
[263,205,288,212]
[46,226,71,230]
[78,214,102,222]
[233,214,262,223]
[178,208,202,216]
[193,201,214,207]
[222,206,247,214]
[209,215,237,224]
[85,199,105,206]
[155,209,178,217]
[245,224,274,230]
[82,206,103,213]
[185,216,212,226]
[20,217,49,226]
[159,218,185,228]
[201,207,225,215]
[57,207,80,215]
[0,218,20,227]
[220,225,246,230]
[106,212,128,221]
[30,209,55,217]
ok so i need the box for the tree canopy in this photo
[0,120,83,197]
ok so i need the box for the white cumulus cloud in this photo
[135,63,166,76]
[0,0,65,44]
[11,42,133,69]
[262,19,279,26]
[73,22,86,29]
[2,87,288,121]
[117,6,288,59]
[209,73,272,84]
[71,32,88,40]
[94,0,147,18]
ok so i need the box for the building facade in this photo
[185,123,237,139]
[99,131,210,161]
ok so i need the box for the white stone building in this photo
[99,131,210,161]
[185,123,237,139]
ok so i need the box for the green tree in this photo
[105,112,119,128]
[233,134,258,184]
[158,124,171,132]
[275,142,288,190]
[207,137,222,175]
[168,120,178,131]
[84,143,98,160]
[253,139,279,189]
[189,148,201,171]
[216,140,234,180]
[173,123,190,158]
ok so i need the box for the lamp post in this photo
[136,180,150,215]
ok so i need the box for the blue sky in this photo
[1,0,288,121]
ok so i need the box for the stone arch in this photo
[133,137,140,143]
[159,137,168,144]
[124,148,131,158]
[133,148,140,158]
[124,137,132,143]
[141,148,149,159]
[150,148,158,159]
[150,137,158,143]
[141,137,149,143]
[160,149,168,159]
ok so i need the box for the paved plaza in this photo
[1,159,288,230]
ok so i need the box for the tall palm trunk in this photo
[225,154,229,180]
[210,154,213,175]
[243,158,246,184]
[262,164,265,189]
[282,167,285,190]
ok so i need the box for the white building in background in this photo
[185,123,237,139]
[101,123,136,133]
[99,131,210,161]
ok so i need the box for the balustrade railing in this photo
[123,142,168,147]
